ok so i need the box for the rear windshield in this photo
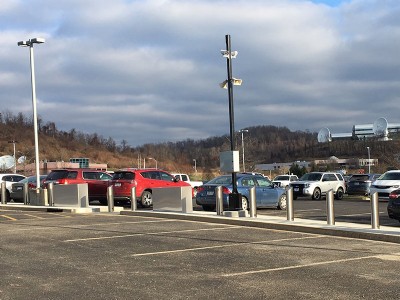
[47,170,77,180]
[349,175,369,181]
[112,172,135,180]
[208,176,232,185]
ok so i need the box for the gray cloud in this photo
[1,0,400,146]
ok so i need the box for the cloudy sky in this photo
[2,0,400,146]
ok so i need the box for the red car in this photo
[42,169,113,204]
[111,168,191,208]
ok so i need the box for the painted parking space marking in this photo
[220,252,400,277]
[0,214,17,221]
[63,225,243,242]
[131,235,326,257]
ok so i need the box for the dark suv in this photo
[110,168,191,208]
[346,174,380,196]
[43,169,112,204]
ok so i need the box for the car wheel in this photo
[277,194,287,210]
[240,196,249,211]
[99,199,108,206]
[312,188,321,200]
[140,191,152,208]
[202,205,215,211]
[335,188,344,200]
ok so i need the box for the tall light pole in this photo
[367,146,371,173]
[8,140,18,173]
[193,159,197,173]
[18,38,45,193]
[239,129,248,172]
[148,157,157,169]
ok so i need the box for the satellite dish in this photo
[17,156,26,164]
[0,155,15,169]
[373,117,389,136]
[317,127,332,143]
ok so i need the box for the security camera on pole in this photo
[219,34,242,211]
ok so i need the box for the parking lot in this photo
[1,209,400,299]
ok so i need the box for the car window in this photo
[274,175,289,181]
[241,177,256,187]
[99,173,112,180]
[255,177,273,187]
[159,172,174,182]
[112,172,134,180]
[83,172,99,180]
[46,170,70,180]
[181,174,189,181]
[141,171,160,180]
[350,175,369,181]
[335,174,344,181]
[2,176,13,181]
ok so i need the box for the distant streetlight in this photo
[8,140,18,173]
[193,159,197,173]
[239,129,248,172]
[367,146,371,173]
[148,157,157,169]
[18,37,45,192]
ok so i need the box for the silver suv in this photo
[290,172,346,200]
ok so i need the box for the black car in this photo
[346,174,380,196]
[388,189,400,222]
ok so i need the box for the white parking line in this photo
[221,252,400,277]
[131,235,325,257]
[63,226,242,242]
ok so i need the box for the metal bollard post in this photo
[42,188,48,206]
[23,182,29,205]
[107,186,114,212]
[286,187,294,221]
[327,189,335,225]
[371,192,380,229]
[131,187,137,211]
[215,186,223,215]
[1,182,6,204]
[249,186,257,218]
[48,182,54,206]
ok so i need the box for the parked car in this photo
[195,173,286,211]
[369,170,400,200]
[272,175,298,189]
[0,173,26,201]
[10,175,47,202]
[387,189,400,222]
[42,169,112,204]
[110,168,191,208]
[290,172,346,200]
[346,173,381,196]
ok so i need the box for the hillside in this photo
[1,111,400,179]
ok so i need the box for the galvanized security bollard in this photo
[327,189,335,225]
[286,187,294,221]
[131,187,137,211]
[107,186,114,212]
[48,182,54,206]
[42,188,48,206]
[1,182,6,204]
[215,186,223,215]
[23,182,29,205]
[371,192,380,229]
[249,186,257,218]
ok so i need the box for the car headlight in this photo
[393,185,399,188]
[305,183,310,188]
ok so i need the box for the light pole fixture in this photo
[220,34,242,210]
[18,37,45,192]
[367,146,371,173]
[8,140,18,173]
[147,157,157,169]
[193,159,197,173]
[239,129,248,172]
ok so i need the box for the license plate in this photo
[16,186,23,191]
[354,182,359,185]
[114,183,121,187]
[294,187,299,192]
[207,191,214,196]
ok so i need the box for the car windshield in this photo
[380,172,400,180]
[207,176,232,185]
[274,176,289,181]
[300,173,322,181]
[46,170,72,180]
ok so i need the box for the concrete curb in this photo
[120,210,400,244]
